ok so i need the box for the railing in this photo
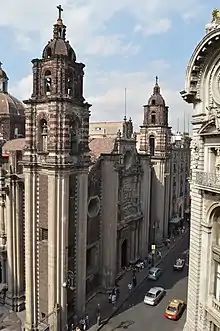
[212,297,220,313]
[195,171,220,190]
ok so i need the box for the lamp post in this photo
[151,222,156,266]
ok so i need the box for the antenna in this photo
[177,118,179,132]
[124,88,127,118]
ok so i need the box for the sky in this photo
[0,0,217,131]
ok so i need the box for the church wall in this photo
[86,161,101,295]
[38,173,48,317]
[101,157,118,288]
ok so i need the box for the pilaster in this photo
[140,156,151,257]
[24,169,39,331]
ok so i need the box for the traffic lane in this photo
[105,272,188,331]
[105,234,189,331]
[119,232,189,312]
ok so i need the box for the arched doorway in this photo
[121,240,127,268]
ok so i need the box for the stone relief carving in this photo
[191,139,200,168]
[120,176,140,218]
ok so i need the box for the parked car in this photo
[147,267,162,280]
[144,287,165,305]
[173,258,185,271]
[164,299,185,320]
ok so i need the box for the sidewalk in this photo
[86,226,189,330]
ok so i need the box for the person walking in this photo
[128,282,132,293]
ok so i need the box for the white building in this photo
[181,9,220,331]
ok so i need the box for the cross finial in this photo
[57,5,63,20]
[0,62,2,68]
[155,76,158,84]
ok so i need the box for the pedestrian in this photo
[96,303,100,316]
[111,293,116,305]
[108,292,112,303]
[85,314,89,329]
[128,282,132,292]
[158,251,162,259]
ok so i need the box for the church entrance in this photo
[121,239,127,268]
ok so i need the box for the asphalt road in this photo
[102,233,189,331]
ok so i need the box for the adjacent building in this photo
[181,9,220,331]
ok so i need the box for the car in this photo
[164,299,185,320]
[147,267,162,280]
[144,287,165,305]
[173,258,185,271]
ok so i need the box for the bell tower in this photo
[23,6,91,331]
[140,77,171,242]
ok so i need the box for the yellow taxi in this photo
[164,299,185,320]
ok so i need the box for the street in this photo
[101,233,189,331]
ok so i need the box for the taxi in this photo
[164,299,185,320]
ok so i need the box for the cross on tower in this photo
[0,62,2,68]
[155,76,158,84]
[57,5,63,19]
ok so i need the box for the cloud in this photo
[0,0,206,55]
[11,61,192,132]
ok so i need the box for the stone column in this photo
[48,174,58,317]
[5,177,14,307]
[135,225,139,259]
[130,230,135,260]
[25,170,39,330]
[75,171,88,315]
[13,182,25,311]
[59,174,69,331]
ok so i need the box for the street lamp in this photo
[62,270,75,291]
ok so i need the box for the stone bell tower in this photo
[140,77,171,242]
[23,6,91,331]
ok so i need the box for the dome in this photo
[148,94,165,106]
[0,93,25,115]
[148,76,165,106]
[42,39,76,60]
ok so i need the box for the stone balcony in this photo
[212,297,220,314]
[195,171,220,193]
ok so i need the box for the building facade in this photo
[181,9,220,331]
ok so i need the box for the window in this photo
[151,112,156,124]
[173,164,176,173]
[87,249,92,269]
[40,228,48,241]
[149,135,155,155]
[214,263,220,302]
[152,99,155,105]
[44,70,52,95]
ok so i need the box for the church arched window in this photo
[152,99,155,105]
[44,70,52,95]
[46,47,52,58]
[149,135,155,155]
[67,72,74,97]
[38,119,48,152]
[69,120,79,154]
[151,112,156,124]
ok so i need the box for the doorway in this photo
[121,239,127,268]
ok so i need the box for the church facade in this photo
[0,7,190,331]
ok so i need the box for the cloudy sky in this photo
[0,0,217,131]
